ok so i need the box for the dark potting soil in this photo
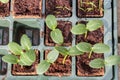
[45,0,72,17]
[0,27,9,45]
[76,53,104,76]
[12,50,40,76]
[77,0,103,17]
[0,2,10,17]
[76,21,104,76]
[13,0,42,17]
[45,21,72,46]
[44,50,72,77]
[13,26,40,46]
[0,55,7,75]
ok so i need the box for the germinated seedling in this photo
[76,42,110,58]
[46,15,64,44]
[79,1,97,12]
[55,46,84,64]
[89,55,120,68]
[37,49,59,74]
[2,34,36,66]
[0,0,9,3]
[71,20,103,38]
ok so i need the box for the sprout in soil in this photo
[45,15,64,44]
[76,42,110,58]
[2,34,36,66]
[89,55,120,68]
[37,49,59,74]
[79,1,97,12]
[71,20,103,38]
[0,0,9,3]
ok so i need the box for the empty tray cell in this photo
[45,21,72,46]
[12,0,42,18]
[0,0,10,17]
[0,55,7,75]
[45,0,72,17]
[13,21,40,46]
[77,0,104,18]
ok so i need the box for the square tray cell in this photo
[45,0,72,17]
[13,20,40,46]
[77,0,104,18]
[44,50,72,77]
[12,0,42,18]
[11,50,40,76]
[0,55,7,75]
[44,21,72,46]
[0,1,10,17]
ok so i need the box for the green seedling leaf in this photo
[55,46,69,56]
[0,0,9,3]
[8,42,23,55]
[92,43,110,53]
[76,42,92,52]
[105,55,120,66]
[37,60,51,74]
[46,15,57,30]
[20,34,32,51]
[89,58,105,68]
[47,49,59,63]
[2,54,18,64]
[50,29,63,44]
[19,50,36,66]
[69,46,84,56]
[71,24,87,35]
[86,20,103,31]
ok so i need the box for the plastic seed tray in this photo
[0,0,118,80]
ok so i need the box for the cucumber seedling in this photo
[45,15,64,44]
[0,0,9,3]
[2,34,36,66]
[37,49,59,74]
[89,55,120,68]
[76,42,110,58]
[71,20,103,38]
[55,46,84,64]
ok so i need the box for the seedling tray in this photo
[0,0,118,80]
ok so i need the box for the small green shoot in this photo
[79,1,97,12]
[71,20,103,38]
[89,55,120,68]
[76,42,110,58]
[37,49,59,74]
[2,34,36,66]
[56,6,71,11]
[45,15,64,44]
[0,0,9,3]
[55,46,84,64]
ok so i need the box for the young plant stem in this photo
[88,50,93,58]
[84,31,88,39]
[62,55,68,64]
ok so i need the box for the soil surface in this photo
[76,53,104,76]
[0,55,7,75]
[46,0,72,17]
[13,24,40,46]
[0,27,9,45]
[13,0,42,17]
[44,50,72,77]
[12,50,40,76]
[45,21,72,46]
[0,2,10,17]
[76,21,104,76]
[77,0,103,17]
